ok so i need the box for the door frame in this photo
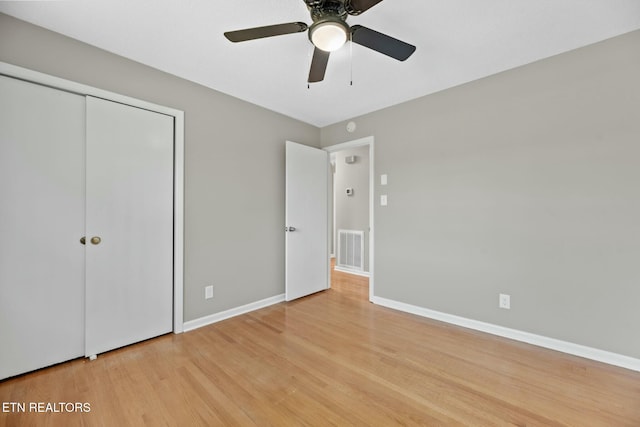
[0,61,185,333]
[324,136,374,301]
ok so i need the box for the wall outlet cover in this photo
[499,293,510,309]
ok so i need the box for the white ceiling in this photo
[2,1,639,127]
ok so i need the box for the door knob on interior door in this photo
[285,226,296,232]
[80,236,86,245]
[90,236,101,245]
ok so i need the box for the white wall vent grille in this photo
[337,229,364,272]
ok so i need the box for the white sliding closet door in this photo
[84,97,174,357]
[0,75,85,379]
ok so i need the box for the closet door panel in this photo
[85,96,174,357]
[0,75,85,379]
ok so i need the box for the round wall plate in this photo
[346,121,356,132]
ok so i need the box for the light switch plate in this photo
[381,174,387,185]
[380,195,388,206]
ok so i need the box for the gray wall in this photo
[321,30,640,359]
[0,13,321,322]
[333,146,370,272]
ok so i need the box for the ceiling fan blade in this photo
[308,48,330,83]
[350,25,416,61]
[345,0,385,15]
[224,22,308,42]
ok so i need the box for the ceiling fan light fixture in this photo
[310,19,349,52]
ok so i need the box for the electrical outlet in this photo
[205,285,214,300]
[499,293,510,309]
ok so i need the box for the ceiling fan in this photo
[224,0,416,83]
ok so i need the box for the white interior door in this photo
[0,75,85,379]
[285,141,329,301]
[85,96,174,357]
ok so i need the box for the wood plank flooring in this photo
[2,264,639,426]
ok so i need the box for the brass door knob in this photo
[90,236,101,245]
[80,236,86,245]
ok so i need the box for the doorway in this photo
[324,136,374,301]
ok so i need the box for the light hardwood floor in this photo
[1,264,639,426]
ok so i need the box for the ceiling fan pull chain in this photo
[308,45,312,89]
[350,30,354,86]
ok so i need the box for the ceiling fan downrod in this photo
[305,0,348,22]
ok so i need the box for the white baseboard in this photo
[371,296,640,373]
[333,266,370,278]
[183,294,285,332]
